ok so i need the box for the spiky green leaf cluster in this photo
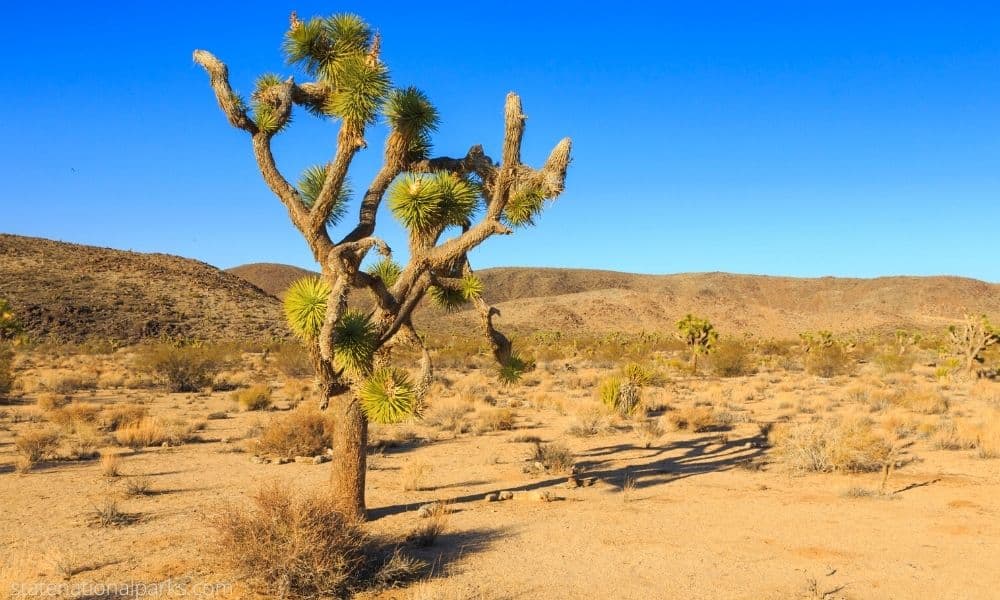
[428,275,482,311]
[323,56,390,128]
[359,367,419,424]
[284,277,330,340]
[384,87,438,139]
[298,165,351,226]
[599,363,651,416]
[283,14,373,80]
[331,310,377,376]
[497,354,533,387]
[388,172,480,233]
[367,258,402,289]
[250,73,290,134]
[503,185,546,227]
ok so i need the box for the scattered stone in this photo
[524,490,555,502]
[565,477,580,489]
[484,493,499,502]
[417,503,442,518]
[325,448,335,456]
[250,456,267,465]
[312,455,331,464]
[580,477,597,487]
[294,456,313,464]
[161,442,170,448]
[220,436,231,444]
[497,490,514,501]
[276,457,293,465]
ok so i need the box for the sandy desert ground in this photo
[2,345,999,599]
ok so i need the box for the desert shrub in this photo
[599,363,651,416]
[408,503,449,547]
[271,342,314,378]
[708,339,754,377]
[637,418,664,448]
[567,403,612,437]
[114,417,203,449]
[233,384,272,411]
[531,441,575,473]
[770,417,892,473]
[401,461,431,491]
[15,427,61,462]
[804,344,854,378]
[101,403,149,430]
[0,344,14,398]
[48,401,102,429]
[666,405,719,432]
[45,374,98,395]
[424,399,473,434]
[255,405,335,457]
[894,387,949,415]
[875,352,917,375]
[135,342,234,392]
[478,408,516,432]
[100,453,122,477]
[213,482,411,599]
[36,392,70,411]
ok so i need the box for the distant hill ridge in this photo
[228,263,1000,339]
[0,234,285,344]
[2,235,998,345]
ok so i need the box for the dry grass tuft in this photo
[408,503,449,547]
[530,441,575,474]
[424,399,474,434]
[666,405,719,432]
[233,384,273,411]
[478,407,516,432]
[770,416,893,473]
[254,405,335,457]
[401,461,432,492]
[99,452,122,477]
[211,482,367,599]
[15,427,61,464]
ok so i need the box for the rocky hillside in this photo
[0,235,285,344]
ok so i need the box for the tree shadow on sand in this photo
[369,431,769,519]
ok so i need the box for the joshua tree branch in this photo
[192,50,257,133]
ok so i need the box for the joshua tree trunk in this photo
[329,395,368,518]
[689,352,698,374]
[194,13,570,518]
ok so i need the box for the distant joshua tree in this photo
[676,314,717,373]
[0,298,22,397]
[949,314,999,377]
[194,12,571,517]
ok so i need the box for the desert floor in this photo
[1,350,999,599]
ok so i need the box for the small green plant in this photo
[708,339,754,377]
[599,363,652,416]
[800,331,854,378]
[233,384,273,411]
[676,314,717,374]
[135,341,234,392]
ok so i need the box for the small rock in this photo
[497,490,514,501]
[565,477,580,489]
[313,455,331,464]
[250,456,266,465]
[220,436,231,444]
[580,477,597,487]
[484,493,499,502]
[325,448,335,456]
[525,490,555,502]
[416,503,441,518]
[294,456,313,464]
[161,442,170,448]
[276,457,293,465]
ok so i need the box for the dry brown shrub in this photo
[212,483,364,598]
[101,403,149,430]
[401,461,432,491]
[15,427,61,463]
[424,398,474,434]
[666,405,719,432]
[232,384,272,411]
[114,417,202,449]
[254,405,334,457]
[478,408,516,432]
[770,416,893,472]
[35,392,70,412]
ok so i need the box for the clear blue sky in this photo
[2,2,998,281]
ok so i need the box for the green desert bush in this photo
[804,343,854,378]
[875,352,917,375]
[233,384,272,411]
[707,339,754,377]
[135,341,234,392]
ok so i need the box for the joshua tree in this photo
[949,314,999,377]
[194,12,571,517]
[676,314,717,373]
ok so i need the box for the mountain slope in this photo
[226,263,318,298]
[228,263,1000,338]
[0,235,285,344]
